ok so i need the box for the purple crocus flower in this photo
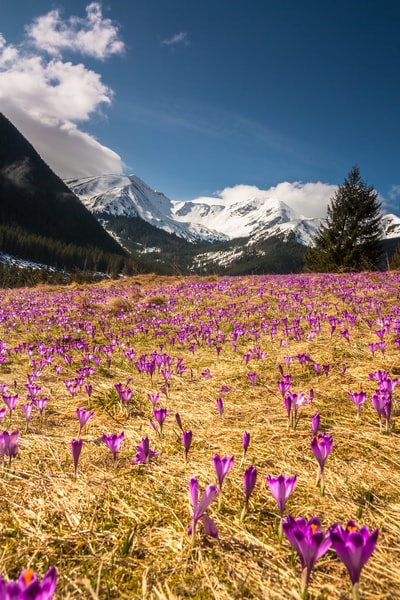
[311,433,333,495]
[311,413,320,437]
[24,383,41,399]
[278,376,292,398]
[2,393,18,424]
[283,515,332,600]
[0,407,6,421]
[71,438,83,478]
[341,329,350,343]
[0,429,19,466]
[241,431,250,465]
[132,436,158,464]
[248,372,257,386]
[188,477,218,538]
[148,392,160,406]
[33,397,48,418]
[115,384,132,406]
[266,473,297,519]
[371,390,392,432]
[284,394,294,430]
[175,412,183,431]
[330,520,378,599]
[216,397,224,418]
[322,364,330,376]
[161,369,173,384]
[379,376,398,395]
[182,430,192,460]
[0,565,57,599]
[212,454,234,491]
[312,362,321,375]
[102,431,124,467]
[152,407,167,435]
[20,403,33,430]
[241,465,257,519]
[348,391,367,420]
[368,342,378,357]
[291,390,313,428]
[64,379,79,398]
[76,407,94,436]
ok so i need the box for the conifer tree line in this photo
[305,166,385,272]
[0,223,139,282]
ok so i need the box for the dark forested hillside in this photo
[0,112,142,277]
[0,112,127,256]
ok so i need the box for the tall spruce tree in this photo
[305,166,384,272]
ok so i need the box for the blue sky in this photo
[1,0,400,217]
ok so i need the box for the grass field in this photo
[0,272,399,599]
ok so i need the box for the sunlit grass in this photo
[0,272,399,598]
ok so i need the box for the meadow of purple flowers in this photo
[0,272,399,599]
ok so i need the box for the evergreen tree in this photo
[305,166,384,272]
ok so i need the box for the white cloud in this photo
[161,32,190,47]
[188,181,337,218]
[0,4,124,178]
[26,2,125,59]
[3,105,123,179]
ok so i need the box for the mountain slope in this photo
[66,174,226,243]
[0,113,126,256]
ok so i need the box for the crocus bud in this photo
[71,438,83,478]
[311,413,320,437]
[182,430,192,460]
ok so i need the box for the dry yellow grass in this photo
[0,272,399,599]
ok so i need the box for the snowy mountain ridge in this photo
[67,174,400,248]
[66,174,326,245]
[65,173,400,274]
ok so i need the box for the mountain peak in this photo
[67,174,312,244]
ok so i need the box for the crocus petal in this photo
[201,514,218,538]
[242,431,250,452]
[39,565,57,598]
[189,477,198,510]
[195,483,218,518]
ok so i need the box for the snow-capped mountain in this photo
[382,213,400,239]
[65,173,400,275]
[66,174,320,245]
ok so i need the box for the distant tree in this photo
[305,166,384,272]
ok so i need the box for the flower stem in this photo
[278,518,283,544]
[352,582,360,600]
[320,471,325,496]
[300,568,308,600]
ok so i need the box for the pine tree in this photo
[305,166,384,272]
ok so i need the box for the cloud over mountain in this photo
[0,3,124,178]
[188,181,338,219]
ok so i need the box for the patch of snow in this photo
[0,252,57,271]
